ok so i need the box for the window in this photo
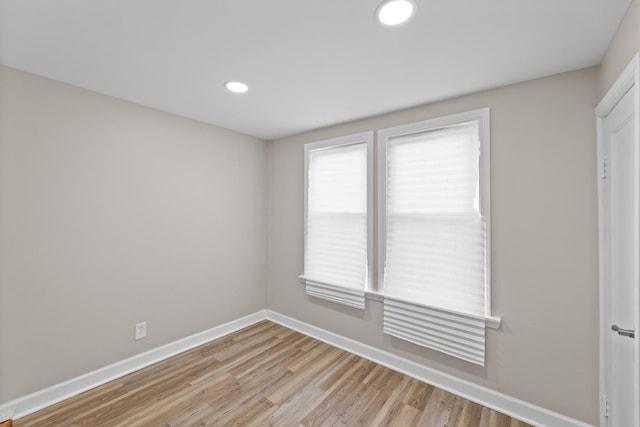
[378,109,491,365]
[300,132,373,309]
[300,110,497,365]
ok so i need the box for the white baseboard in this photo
[1,309,592,427]
[265,310,594,427]
[0,310,268,419]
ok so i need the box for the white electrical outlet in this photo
[134,321,147,340]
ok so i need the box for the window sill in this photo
[299,280,502,329]
[367,291,501,329]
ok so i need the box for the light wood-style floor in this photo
[16,321,532,426]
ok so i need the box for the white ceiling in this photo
[0,0,631,140]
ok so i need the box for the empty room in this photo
[1,0,639,426]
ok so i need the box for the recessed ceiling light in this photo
[376,0,416,26]
[225,81,249,94]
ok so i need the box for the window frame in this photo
[377,108,497,325]
[301,131,375,300]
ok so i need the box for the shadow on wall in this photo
[307,295,369,321]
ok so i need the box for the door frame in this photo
[596,52,640,427]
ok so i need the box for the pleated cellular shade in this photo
[381,120,488,365]
[303,141,368,308]
[383,296,486,365]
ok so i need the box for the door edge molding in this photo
[596,51,640,427]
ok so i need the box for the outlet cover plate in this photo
[134,321,147,340]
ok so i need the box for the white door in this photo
[601,85,640,427]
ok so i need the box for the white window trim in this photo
[299,131,374,306]
[377,108,500,328]
[297,286,500,329]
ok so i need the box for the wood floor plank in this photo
[16,321,534,427]
[457,399,484,427]
[300,358,375,426]
[385,402,422,427]
[366,373,413,426]
[256,354,362,426]
[401,379,435,411]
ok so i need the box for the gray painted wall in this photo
[598,0,640,97]
[268,68,599,424]
[0,66,268,402]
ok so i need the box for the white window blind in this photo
[301,133,372,309]
[379,110,490,365]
